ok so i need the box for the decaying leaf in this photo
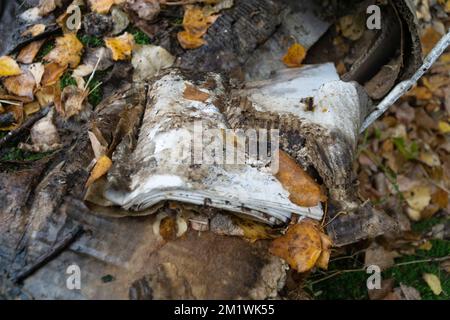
[105,32,135,61]
[61,85,88,118]
[126,0,160,21]
[232,216,279,242]
[364,242,399,271]
[17,40,46,64]
[177,5,220,49]
[282,43,307,68]
[18,108,62,152]
[3,67,36,99]
[421,26,443,56]
[44,33,84,68]
[275,150,326,207]
[0,56,22,77]
[21,24,46,37]
[338,13,365,41]
[38,0,62,16]
[29,63,46,88]
[422,273,443,295]
[183,83,210,102]
[131,45,175,81]
[0,104,24,131]
[152,212,188,241]
[270,220,331,273]
[41,62,67,87]
[86,155,113,187]
[438,121,450,134]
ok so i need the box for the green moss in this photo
[36,40,55,61]
[384,239,450,300]
[126,26,151,45]
[78,34,104,48]
[0,147,52,162]
[60,72,77,89]
[393,137,419,160]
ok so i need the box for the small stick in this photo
[0,105,50,150]
[360,30,450,133]
[12,225,84,284]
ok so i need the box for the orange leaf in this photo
[177,31,206,49]
[275,150,326,207]
[44,33,84,68]
[105,32,135,61]
[282,43,307,68]
[270,220,324,273]
[86,155,113,187]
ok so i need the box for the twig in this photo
[360,30,450,133]
[0,105,50,150]
[0,99,22,106]
[12,225,84,284]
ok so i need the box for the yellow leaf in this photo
[404,185,431,213]
[89,0,124,14]
[275,150,326,207]
[105,32,135,61]
[270,220,330,273]
[233,216,278,242]
[44,33,84,68]
[0,56,22,77]
[282,43,307,68]
[422,273,443,295]
[438,121,450,134]
[86,155,112,187]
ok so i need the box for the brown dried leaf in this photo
[17,40,46,64]
[3,68,36,99]
[177,5,219,49]
[41,62,67,87]
[275,150,326,207]
[21,24,46,37]
[89,0,124,14]
[183,83,210,102]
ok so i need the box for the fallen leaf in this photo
[431,188,449,209]
[368,279,395,300]
[275,150,326,207]
[270,220,330,273]
[24,101,41,116]
[17,40,46,64]
[338,13,365,41]
[0,56,22,77]
[316,232,332,270]
[89,0,124,14]
[438,121,450,134]
[404,185,432,213]
[105,32,135,61]
[3,68,36,99]
[183,83,210,102]
[421,26,443,56]
[61,85,88,118]
[399,284,422,300]
[422,273,443,295]
[41,62,67,87]
[0,105,24,131]
[177,31,206,49]
[21,24,46,37]
[233,216,278,242]
[132,45,175,81]
[126,0,160,21]
[419,150,441,167]
[282,43,307,68]
[44,33,84,68]
[177,5,220,49]
[364,242,398,271]
[86,155,112,187]
[29,63,45,88]
[38,0,61,16]
[18,108,61,151]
